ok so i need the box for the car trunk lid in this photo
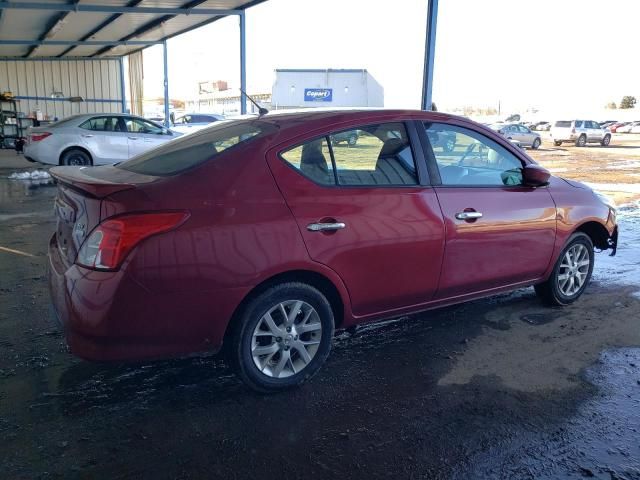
[50,166,158,265]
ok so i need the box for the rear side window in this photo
[80,116,121,132]
[118,121,263,176]
[555,121,572,128]
[281,138,335,185]
[280,122,418,187]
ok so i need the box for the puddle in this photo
[457,348,640,479]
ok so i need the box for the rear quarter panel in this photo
[103,137,353,345]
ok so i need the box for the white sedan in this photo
[24,113,181,166]
[171,112,225,135]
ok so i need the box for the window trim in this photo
[419,121,535,189]
[278,121,428,189]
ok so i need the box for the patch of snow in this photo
[586,182,640,194]
[607,161,640,170]
[8,170,51,180]
[593,201,640,298]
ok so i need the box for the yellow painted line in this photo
[0,246,36,258]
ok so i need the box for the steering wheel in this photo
[458,143,477,165]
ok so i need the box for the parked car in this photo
[609,122,629,133]
[630,123,640,134]
[531,121,550,131]
[617,121,640,133]
[24,114,180,166]
[171,112,225,135]
[551,120,612,147]
[48,109,618,392]
[490,123,542,149]
[331,129,359,146]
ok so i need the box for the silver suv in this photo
[551,120,611,147]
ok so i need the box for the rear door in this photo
[267,121,445,317]
[78,116,128,164]
[419,122,557,298]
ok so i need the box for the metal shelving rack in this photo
[0,98,34,149]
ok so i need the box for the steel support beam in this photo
[163,40,170,127]
[119,57,127,113]
[0,2,241,15]
[239,12,247,115]
[0,39,161,46]
[421,0,438,111]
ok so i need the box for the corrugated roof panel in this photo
[0,0,268,58]
[51,12,116,41]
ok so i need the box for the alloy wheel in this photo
[557,244,590,296]
[251,300,322,378]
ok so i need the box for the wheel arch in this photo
[223,269,347,349]
[575,220,610,250]
[59,146,93,165]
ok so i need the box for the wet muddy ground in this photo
[1,150,640,479]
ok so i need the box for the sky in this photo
[142,0,640,115]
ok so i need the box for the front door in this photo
[420,122,557,298]
[124,117,168,158]
[267,121,445,317]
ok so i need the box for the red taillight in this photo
[31,132,52,142]
[76,211,189,270]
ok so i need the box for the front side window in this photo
[280,122,418,187]
[423,123,524,187]
[125,117,164,135]
[118,121,263,176]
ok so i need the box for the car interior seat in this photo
[300,140,331,184]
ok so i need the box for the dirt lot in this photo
[1,136,639,479]
[529,132,640,204]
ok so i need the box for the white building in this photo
[272,69,383,109]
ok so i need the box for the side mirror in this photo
[522,164,550,187]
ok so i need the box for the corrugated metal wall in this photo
[0,58,124,120]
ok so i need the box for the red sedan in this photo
[48,110,618,392]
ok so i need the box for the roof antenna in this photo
[239,88,269,116]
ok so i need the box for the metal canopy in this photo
[0,0,266,58]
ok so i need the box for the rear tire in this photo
[532,137,541,150]
[601,135,611,146]
[576,135,587,147]
[228,282,334,393]
[347,134,357,146]
[61,149,92,166]
[553,140,562,146]
[535,232,594,306]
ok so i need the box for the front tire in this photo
[61,149,92,166]
[601,135,611,146]
[347,134,357,146]
[532,137,541,150]
[553,140,562,146]
[229,282,334,393]
[576,135,587,147]
[535,232,594,306]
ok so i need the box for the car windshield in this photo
[117,119,268,176]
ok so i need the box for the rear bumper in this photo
[48,234,245,362]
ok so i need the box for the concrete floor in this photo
[1,149,639,479]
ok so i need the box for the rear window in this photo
[117,121,264,176]
[555,121,572,128]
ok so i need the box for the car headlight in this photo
[593,190,617,210]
